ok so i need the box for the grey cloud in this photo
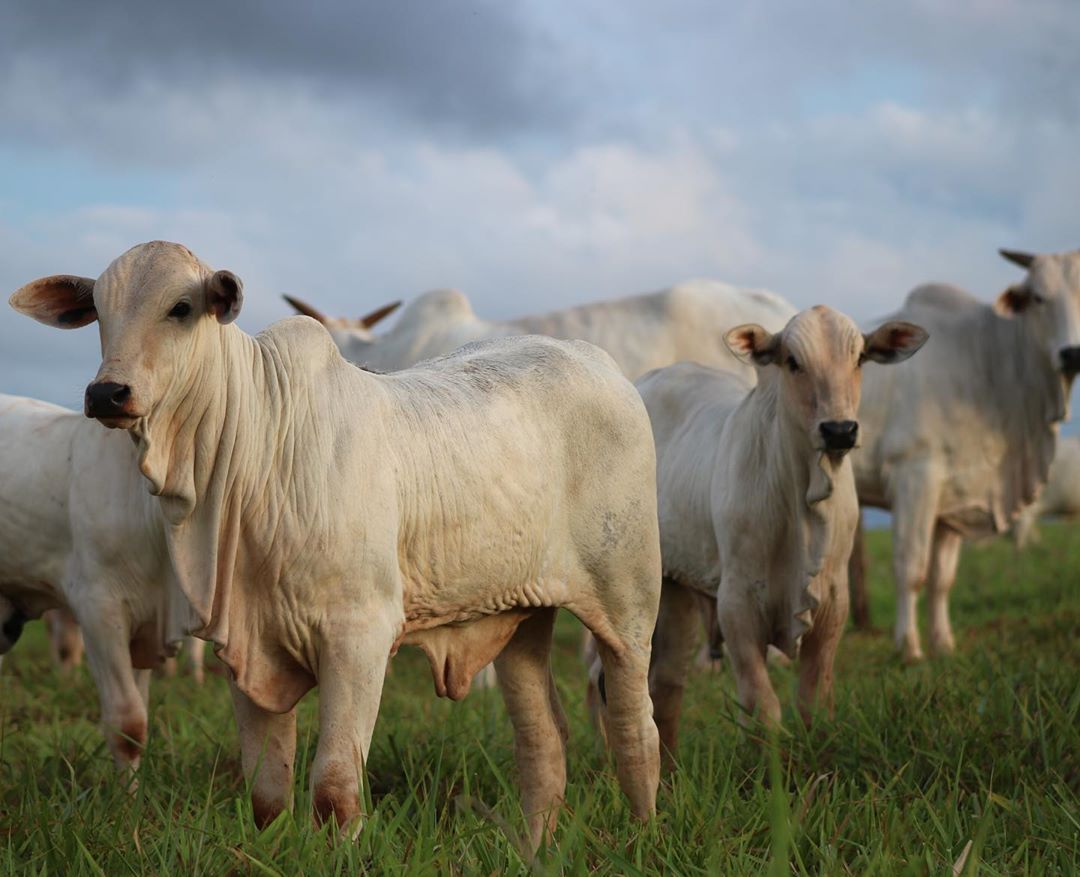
[0,0,571,141]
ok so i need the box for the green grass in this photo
[2,526,1078,875]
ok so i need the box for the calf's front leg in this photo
[310,611,397,836]
[718,587,780,727]
[229,679,298,829]
[796,577,849,726]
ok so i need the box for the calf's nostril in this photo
[819,420,859,450]
[1059,347,1080,372]
[85,381,134,417]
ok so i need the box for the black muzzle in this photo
[84,382,132,419]
[820,420,859,452]
[1059,347,1080,374]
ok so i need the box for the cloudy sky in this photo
[2,0,1078,407]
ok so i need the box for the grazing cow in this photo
[12,241,663,848]
[639,307,926,750]
[852,248,1080,661]
[284,280,797,380]
[1014,435,1080,548]
[0,394,174,771]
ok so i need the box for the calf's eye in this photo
[786,355,801,373]
[168,301,192,319]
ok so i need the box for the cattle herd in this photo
[1,241,1078,849]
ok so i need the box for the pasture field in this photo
[1,526,1077,876]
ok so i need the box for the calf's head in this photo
[10,241,243,430]
[726,306,928,457]
[997,248,1080,376]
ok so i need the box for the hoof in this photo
[900,645,925,665]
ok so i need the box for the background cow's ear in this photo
[207,270,243,324]
[9,275,97,329]
[360,300,402,329]
[994,284,1035,316]
[725,323,779,365]
[863,320,929,364]
[999,248,1035,269]
[282,294,327,324]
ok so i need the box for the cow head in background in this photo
[282,294,401,338]
[726,305,928,459]
[997,248,1080,376]
[10,241,242,431]
[283,288,476,370]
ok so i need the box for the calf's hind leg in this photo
[494,608,568,851]
[592,628,660,821]
[46,608,84,672]
[926,524,963,657]
[890,478,941,663]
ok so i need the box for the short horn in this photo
[360,300,402,329]
[999,248,1035,269]
[282,294,327,324]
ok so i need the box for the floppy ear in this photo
[994,284,1036,316]
[725,323,780,365]
[359,300,402,329]
[206,270,243,324]
[999,248,1035,269]
[282,294,327,324]
[863,320,929,364]
[9,275,97,328]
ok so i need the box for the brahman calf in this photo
[12,241,663,850]
[640,306,926,748]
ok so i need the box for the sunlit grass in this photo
[2,526,1078,874]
